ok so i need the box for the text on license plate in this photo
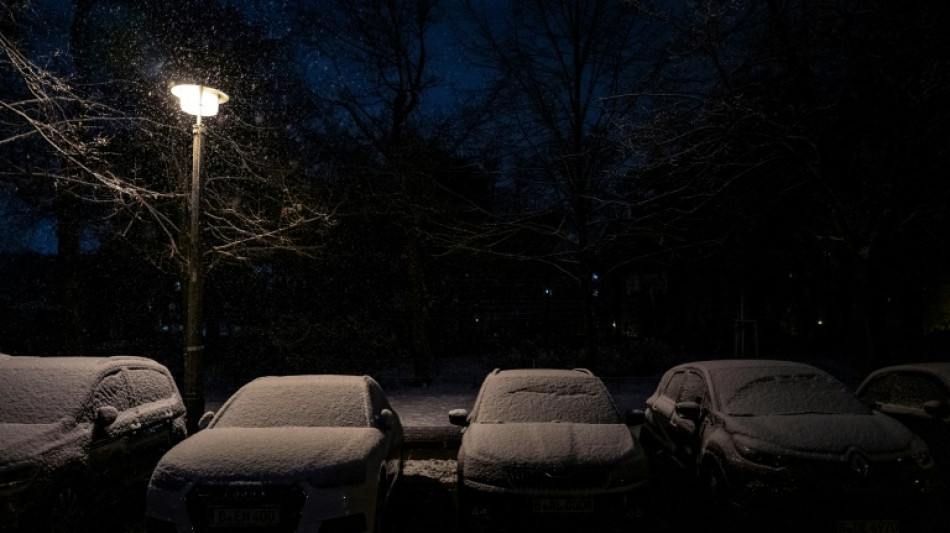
[532,498,595,514]
[836,519,899,533]
[210,506,281,527]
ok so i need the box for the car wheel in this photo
[702,460,728,504]
[699,459,736,530]
[47,475,92,533]
[374,471,388,533]
[456,481,472,533]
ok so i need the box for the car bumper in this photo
[146,480,379,533]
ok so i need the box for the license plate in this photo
[532,498,595,514]
[210,506,281,527]
[836,519,899,533]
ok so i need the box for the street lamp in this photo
[171,83,228,432]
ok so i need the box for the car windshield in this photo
[713,368,870,416]
[213,380,370,428]
[0,368,89,423]
[474,375,621,424]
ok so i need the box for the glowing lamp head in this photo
[171,84,229,117]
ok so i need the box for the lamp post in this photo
[171,84,228,432]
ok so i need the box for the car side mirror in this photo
[675,401,702,421]
[449,408,470,427]
[923,400,950,419]
[626,408,646,426]
[95,406,119,427]
[197,411,215,431]
[376,409,397,431]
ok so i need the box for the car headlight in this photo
[0,463,37,490]
[734,437,788,469]
[906,449,935,470]
[609,456,649,488]
[149,468,191,492]
[462,457,508,487]
[308,462,368,488]
[898,438,936,471]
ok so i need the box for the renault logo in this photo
[849,451,871,478]
[225,486,266,501]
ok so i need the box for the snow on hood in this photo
[0,422,70,462]
[151,427,385,486]
[473,372,621,425]
[0,421,87,471]
[462,423,637,468]
[725,412,917,456]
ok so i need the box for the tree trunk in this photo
[54,180,88,355]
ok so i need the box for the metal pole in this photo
[183,113,205,433]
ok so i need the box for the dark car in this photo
[0,354,187,532]
[449,368,648,532]
[146,374,403,533]
[857,363,950,481]
[640,359,935,530]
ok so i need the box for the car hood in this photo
[0,421,83,466]
[461,423,638,467]
[725,412,918,456]
[151,427,386,486]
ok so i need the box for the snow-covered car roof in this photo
[0,355,171,424]
[210,374,383,429]
[671,359,869,416]
[471,368,621,424]
[861,362,950,389]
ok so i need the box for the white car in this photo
[449,368,648,531]
[0,355,186,532]
[145,375,403,533]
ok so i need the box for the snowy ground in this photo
[404,458,458,486]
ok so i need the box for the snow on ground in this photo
[404,458,457,486]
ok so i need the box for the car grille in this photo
[186,483,306,533]
[506,468,611,491]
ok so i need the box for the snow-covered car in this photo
[0,354,186,532]
[858,363,950,479]
[641,359,936,529]
[449,368,648,531]
[145,374,403,533]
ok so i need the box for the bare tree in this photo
[632,0,950,364]
[454,0,675,367]
[292,0,444,383]
[3,2,333,425]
